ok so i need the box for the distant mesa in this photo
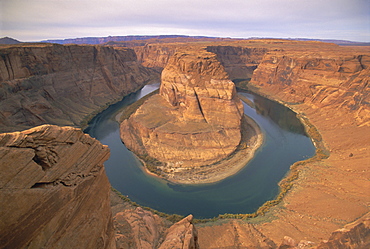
[41,34,370,46]
[0,37,21,45]
[42,35,232,45]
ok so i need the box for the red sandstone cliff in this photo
[0,44,158,132]
[206,45,268,80]
[134,44,178,71]
[133,43,268,80]
[250,49,370,126]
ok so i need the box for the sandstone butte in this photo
[119,49,259,184]
[0,39,369,248]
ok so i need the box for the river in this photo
[85,83,315,218]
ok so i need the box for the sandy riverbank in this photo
[138,115,264,185]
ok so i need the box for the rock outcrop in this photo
[0,125,115,249]
[275,216,370,249]
[110,192,199,249]
[120,49,244,176]
[114,207,167,248]
[0,44,157,132]
[159,215,199,249]
[316,217,370,249]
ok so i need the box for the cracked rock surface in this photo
[0,124,115,249]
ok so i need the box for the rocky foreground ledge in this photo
[0,125,114,248]
[0,124,199,249]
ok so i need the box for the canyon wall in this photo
[250,49,370,126]
[121,49,244,172]
[133,44,178,71]
[206,45,268,80]
[0,44,158,132]
[133,43,268,80]
[0,125,115,249]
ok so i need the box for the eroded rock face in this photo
[207,45,268,80]
[316,218,370,249]
[114,207,166,249]
[120,50,243,169]
[0,125,115,249]
[250,50,370,127]
[134,44,178,71]
[159,215,199,249]
[112,205,199,249]
[0,44,157,132]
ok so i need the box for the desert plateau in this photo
[0,35,369,248]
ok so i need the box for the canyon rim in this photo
[0,37,369,248]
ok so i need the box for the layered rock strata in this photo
[120,50,244,177]
[206,45,268,80]
[0,125,115,249]
[250,49,370,126]
[133,43,268,80]
[134,44,178,71]
[0,44,157,132]
[158,215,199,249]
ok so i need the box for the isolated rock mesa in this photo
[120,50,244,172]
[0,125,115,249]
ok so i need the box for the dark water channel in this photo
[85,83,315,219]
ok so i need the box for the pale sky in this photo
[1,0,369,42]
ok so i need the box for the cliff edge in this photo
[0,125,115,248]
